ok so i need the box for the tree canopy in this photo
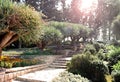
[0,0,43,55]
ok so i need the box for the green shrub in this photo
[39,26,63,49]
[108,48,120,66]
[13,62,21,67]
[67,54,109,82]
[52,71,91,82]
[13,59,40,67]
[84,44,97,55]
[97,49,107,60]
[93,43,101,52]
[113,61,120,70]
[111,70,120,82]
[0,61,13,68]
[67,54,96,74]
[91,60,109,82]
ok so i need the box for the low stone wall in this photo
[0,64,48,82]
[0,55,63,82]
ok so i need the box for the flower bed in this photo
[0,56,43,68]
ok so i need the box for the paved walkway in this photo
[13,68,65,82]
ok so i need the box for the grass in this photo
[2,47,53,56]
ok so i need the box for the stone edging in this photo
[0,64,48,82]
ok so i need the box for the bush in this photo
[111,70,120,82]
[113,61,120,70]
[97,49,107,60]
[67,54,109,82]
[112,61,120,82]
[39,26,63,49]
[52,71,91,82]
[108,47,120,66]
[0,55,42,68]
[13,59,41,67]
[91,60,109,82]
[84,44,97,55]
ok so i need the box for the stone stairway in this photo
[12,49,77,82]
[48,57,71,69]
[12,56,72,82]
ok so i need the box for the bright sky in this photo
[66,0,98,13]
[57,0,98,13]
[81,0,98,9]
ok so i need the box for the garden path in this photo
[12,56,72,82]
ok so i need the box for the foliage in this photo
[13,59,41,67]
[3,48,53,55]
[84,44,97,55]
[0,0,43,51]
[40,26,63,45]
[13,4,43,44]
[52,71,91,82]
[107,47,120,66]
[49,21,92,43]
[112,61,120,70]
[111,70,120,82]
[91,60,109,82]
[97,49,107,60]
[67,54,109,82]
[0,55,42,68]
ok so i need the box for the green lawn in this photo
[2,47,53,56]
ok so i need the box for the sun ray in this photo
[80,0,98,13]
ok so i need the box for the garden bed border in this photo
[0,63,48,82]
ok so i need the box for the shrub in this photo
[67,54,109,82]
[0,61,13,68]
[84,44,97,55]
[108,47,120,66]
[113,61,120,70]
[67,54,94,74]
[93,43,101,52]
[13,59,41,67]
[111,61,120,82]
[0,55,42,68]
[39,26,63,49]
[97,49,107,60]
[111,70,120,82]
[91,60,109,82]
[52,71,91,82]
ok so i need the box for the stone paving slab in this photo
[13,68,65,82]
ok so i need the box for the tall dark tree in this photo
[25,0,63,21]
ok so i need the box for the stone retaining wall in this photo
[0,64,48,82]
[0,55,63,82]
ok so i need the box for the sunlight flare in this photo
[80,0,98,13]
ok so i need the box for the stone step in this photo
[53,60,67,63]
[13,68,65,82]
[49,65,67,69]
[12,80,22,82]
[51,62,67,66]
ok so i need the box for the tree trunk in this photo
[0,31,18,56]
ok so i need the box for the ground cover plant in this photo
[0,55,43,68]
[52,71,91,82]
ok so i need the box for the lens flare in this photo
[80,0,98,13]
